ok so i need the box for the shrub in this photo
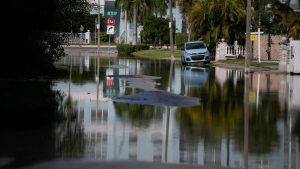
[116,44,135,56]
[100,32,109,42]
[117,44,150,56]
[134,44,150,51]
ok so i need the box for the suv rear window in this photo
[186,42,206,50]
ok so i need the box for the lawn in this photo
[132,49,182,59]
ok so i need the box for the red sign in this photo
[107,17,115,25]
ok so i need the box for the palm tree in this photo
[273,0,300,39]
[189,0,245,51]
[177,0,196,41]
[150,0,168,18]
[115,0,131,43]
[115,0,151,45]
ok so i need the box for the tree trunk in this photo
[186,16,191,41]
[132,6,137,45]
[169,0,175,59]
[125,10,128,44]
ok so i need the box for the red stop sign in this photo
[107,17,115,25]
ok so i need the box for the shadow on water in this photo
[0,79,85,168]
[0,80,61,130]
[0,79,59,168]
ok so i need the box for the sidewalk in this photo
[211,60,284,74]
[63,44,118,56]
[62,44,117,48]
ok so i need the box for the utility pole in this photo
[95,18,97,44]
[245,0,251,73]
[169,0,175,60]
[97,0,101,51]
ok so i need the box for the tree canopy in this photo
[140,15,170,46]
[188,0,245,52]
[2,0,90,76]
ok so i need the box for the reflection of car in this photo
[181,41,210,65]
[183,66,209,88]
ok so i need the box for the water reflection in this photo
[52,54,300,169]
[182,66,209,88]
[2,51,299,169]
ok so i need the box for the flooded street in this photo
[1,50,299,169]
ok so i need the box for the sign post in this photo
[106,17,116,67]
[107,17,115,26]
[250,31,264,63]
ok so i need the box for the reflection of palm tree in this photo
[233,75,280,155]
[175,69,244,148]
[55,119,86,157]
[64,95,74,116]
[64,55,75,118]
[114,103,163,128]
[56,55,85,157]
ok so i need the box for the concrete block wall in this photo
[252,35,284,61]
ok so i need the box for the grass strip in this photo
[132,49,182,59]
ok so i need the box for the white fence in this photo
[215,40,245,61]
[65,30,91,44]
[226,45,245,57]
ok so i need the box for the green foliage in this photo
[189,0,245,53]
[100,32,109,42]
[3,0,90,75]
[114,103,161,128]
[117,44,135,56]
[140,15,170,46]
[78,14,106,33]
[132,49,182,59]
[175,33,188,50]
[134,44,150,51]
[116,44,150,56]
[272,1,300,39]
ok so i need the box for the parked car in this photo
[181,41,210,65]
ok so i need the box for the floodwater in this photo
[0,51,299,169]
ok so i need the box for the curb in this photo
[62,45,117,48]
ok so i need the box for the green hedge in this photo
[117,44,150,56]
[92,32,110,43]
